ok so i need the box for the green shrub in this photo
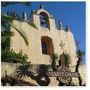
[1,49,28,63]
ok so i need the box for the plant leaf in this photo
[1,2,31,7]
[9,22,29,46]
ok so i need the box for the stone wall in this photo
[1,62,19,77]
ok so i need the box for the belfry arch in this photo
[39,12,50,29]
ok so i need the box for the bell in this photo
[41,19,46,24]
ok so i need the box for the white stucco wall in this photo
[10,8,77,66]
[10,19,77,66]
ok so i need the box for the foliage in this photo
[1,31,14,37]
[1,2,31,7]
[75,49,85,72]
[63,53,71,65]
[37,65,49,74]
[16,62,32,78]
[7,10,20,20]
[77,50,85,58]
[1,2,30,46]
[29,22,38,29]
[50,53,58,61]
[1,75,37,86]
[16,64,50,86]
[1,31,14,51]
[75,49,85,86]
[1,49,28,63]
[1,14,29,46]
[1,2,38,46]
[35,65,50,86]
[50,53,58,71]
[59,53,71,67]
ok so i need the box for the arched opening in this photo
[39,12,50,29]
[41,36,54,54]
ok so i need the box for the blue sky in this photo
[1,2,86,63]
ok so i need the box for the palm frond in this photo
[16,62,32,78]
[2,14,13,21]
[10,22,29,46]
[77,50,85,57]
[1,31,14,36]
[27,21,38,29]
[1,32,14,43]
[2,14,29,46]
[1,2,31,7]
[37,65,48,74]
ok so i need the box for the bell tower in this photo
[30,4,56,31]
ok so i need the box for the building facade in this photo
[10,5,77,66]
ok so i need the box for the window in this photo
[41,36,54,54]
[42,42,48,54]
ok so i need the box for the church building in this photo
[2,4,85,86]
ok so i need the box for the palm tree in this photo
[1,3,37,84]
[1,2,33,46]
[50,53,58,71]
[35,65,50,86]
[1,2,31,7]
[16,62,32,79]
[1,31,14,51]
[16,63,50,86]
[1,13,29,46]
[1,69,37,86]
[75,49,85,86]
[1,2,37,62]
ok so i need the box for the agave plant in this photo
[63,53,71,67]
[58,53,71,67]
[16,62,32,79]
[16,64,50,86]
[50,53,58,71]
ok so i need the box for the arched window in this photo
[41,36,54,54]
[39,12,50,29]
